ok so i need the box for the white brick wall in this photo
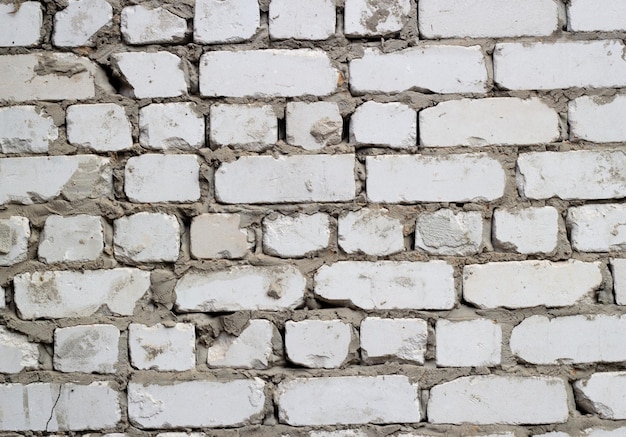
[207,319,279,369]
[344,0,410,37]
[0,216,30,266]
[191,213,251,259]
[210,104,277,150]
[269,0,335,40]
[113,52,187,98]
[414,209,483,255]
[114,212,180,262]
[121,6,187,45]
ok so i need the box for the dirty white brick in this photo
[125,154,200,203]
[611,258,626,305]
[517,150,626,200]
[263,212,330,258]
[510,314,626,364]
[585,429,626,437]
[0,217,29,267]
[415,209,483,256]
[533,433,571,437]
[216,154,355,203]
[345,0,411,36]
[191,214,250,259]
[569,95,626,143]
[419,98,560,147]
[368,153,505,202]
[0,382,120,431]
[463,260,601,309]
[0,2,42,46]
[315,261,455,310]
[200,49,339,97]
[14,268,150,319]
[269,0,335,40]
[0,286,4,310]
[67,103,132,152]
[139,102,205,150]
[568,204,626,252]
[339,209,404,256]
[493,207,559,254]
[207,319,280,369]
[210,104,277,150]
[0,106,57,153]
[428,376,568,424]
[575,372,626,419]
[310,432,367,437]
[113,52,187,98]
[194,0,259,44]
[121,5,187,44]
[129,323,195,371]
[176,265,306,312]
[128,379,265,428]
[568,0,626,31]
[351,102,416,148]
[285,320,353,369]
[435,319,502,367]
[54,324,119,373]
[286,102,343,150]
[0,326,39,373]
[38,215,104,263]
[53,0,112,47]
[418,0,560,38]
[0,155,111,205]
[360,318,427,364]
[494,41,626,90]
[350,46,487,94]
[114,212,180,263]
[278,376,420,425]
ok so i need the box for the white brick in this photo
[129,323,195,371]
[350,46,488,95]
[360,318,427,364]
[415,209,483,255]
[569,95,626,143]
[112,52,187,98]
[67,103,132,152]
[38,215,104,263]
[0,382,120,431]
[575,372,626,419]
[510,314,626,364]
[216,154,355,203]
[14,268,150,319]
[200,49,339,97]
[534,433,571,437]
[0,2,42,46]
[310,432,367,437]
[338,208,404,256]
[350,102,416,148]
[517,150,626,200]
[191,213,250,259]
[121,6,187,44]
[419,98,560,147]
[435,319,502,367]
[611,258,626,305]
[428,376,568,425]
[568,0,626,31]
[585,429,626,437]
[0,286,4,310]
[463,260,601,309]
[494,41,626,90]
[269,0,335,40]
[568,204,626,252]
[175,265,306,312]
[128,379,265,428]
[139,103,205,150]
[418,0,559,38]
[263,212,331,258]
[0,155,111,205]
[367,153,505,202]
[54,324,119,373]
[315,261,455,310]
[285,320,353,369]
[53,0,112,47]
[0,216,29,267]
[207,319,279,369]
[114,212,180,263]
[286,102,343,150]
[0,106,57,153]
[492,207,559,254]
[344,0,410,36]
[194,0,259,44]
[210,104,277,150]
[277,376,421,425]
[125,154,200,203]
[0,326,39,373]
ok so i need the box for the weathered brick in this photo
[263,212,331,258]
[190,213,251,259]
[112,52,187,98]
[139,103,205,150]
[286,102,343,150]
[129,323,195,371]
[0,326,39,373]
[121,5,187,44]
[53,0,112,47]
[54,324,119,373]
[568,0,626,31]
[575,372,626,419]
[492,207,559,254]
[269,0,335,40]
[611,258,626,305]
[285,320,354,368]
[414,209,483,255]
[209,104,277,150]
[435,319,502,367]
[568,204,626,252]
[0,2,42,47]
[114,212,180,263]
[360,318,427,364]
[344,0,410,36]
[67,103,133,152]
[0,106,57,154]
[569,95,626,143]
[350,102,416,148]
[0,216,30,267]
[194,0,259,44]
[38,215,104,263]
[338,208,404,256]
